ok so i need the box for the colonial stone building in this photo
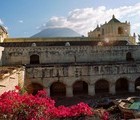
[88,15,136,45]
[0,15,140,97]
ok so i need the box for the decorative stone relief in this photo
[29,51,41,55]
[26,68,34,78]
[137,65,140,72]
[127,65,137,73]
[63,67,68,77]
[49,51,60,55]
[119,65,128,74]
[44,69,51,78]
[9,52,22,56]
[75,67,82,77]
[33,69,42,78]
[93,66,99,74]
[65,50,76,55]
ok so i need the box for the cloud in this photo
[0,19,3,25]
[19,20,23,23]
[39,3,140,36]
[4,26,8,30]
[132,23,140,30]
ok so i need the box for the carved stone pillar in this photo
[88,84,95,96]
[129,80,135,93]
[109,82,116,95]
[66,86,73,97]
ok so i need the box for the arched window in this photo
[30,54,40,64]
[126,52,134,61]
[118,27,123,34]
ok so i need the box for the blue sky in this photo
[0,0,140,37]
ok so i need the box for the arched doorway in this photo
[135,77,140,91]
[73,81,88,95]
[26,83,44,95]
[95,79,109,94]
[116,78,128,94]
[50,82,66,96]
[30,54,40,64]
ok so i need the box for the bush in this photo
[0,86,109,120]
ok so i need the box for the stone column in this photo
[109,82,116,95]
[66,86,73,97]
[88,84,95,96]
[128,81,135,93]
[44,87,50,97]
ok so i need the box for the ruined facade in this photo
[0,66,25,95]
[0,16,140,97]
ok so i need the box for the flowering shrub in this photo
[0,87,55,120]
[49,102,93,119]
[0,86,109,120]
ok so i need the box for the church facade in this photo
[0,15,140,97]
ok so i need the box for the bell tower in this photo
[0,25,8,42]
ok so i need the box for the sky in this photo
[0,0,140,38]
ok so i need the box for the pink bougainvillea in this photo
[0,86,109,120]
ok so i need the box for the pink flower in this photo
[15,86,20,91]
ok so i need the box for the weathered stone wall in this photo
[2,43,140,97]
[2,45,140,65]
[0,66,25,95]
[25,63,140,97]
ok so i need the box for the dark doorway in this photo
[30,54,40,64]
[116,78,128,93]
[26,83,44,95]
[50,82,66,96]
[73,81,88,95]
[95,79,109,94]
[135,77,140,91]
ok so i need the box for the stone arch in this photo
[73,81,88,95]
[26,83,44,95]
[115,78,128,93]
[126,52,134,61]
[118,27,123,34]
[50,82,66,96]
[135,77,140,91]
[95,79,109,94]
[30,54,40,64]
